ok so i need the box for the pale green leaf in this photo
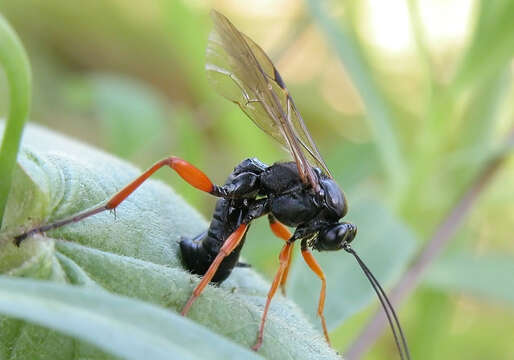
[425,251,514,305]
[0,121,340,360]
[0,276,262,360]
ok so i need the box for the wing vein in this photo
[206,10,332,189]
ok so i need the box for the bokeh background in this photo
[1,0,513,359]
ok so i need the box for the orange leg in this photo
[301,239,331,346]
[268,215,293,295]
[14,157,215,246]
[181,223,248,316]
[107,157,214,208]
[252,239,294,351]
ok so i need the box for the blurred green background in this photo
[0,0,513,359]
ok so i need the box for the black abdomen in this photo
[179,197,248,283]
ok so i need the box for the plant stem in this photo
[0,14,32,228]
[345,126,514,359]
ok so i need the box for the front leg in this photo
[300,238,331,346]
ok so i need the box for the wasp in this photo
[15,10,410,359]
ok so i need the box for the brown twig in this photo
[345,126,514,359]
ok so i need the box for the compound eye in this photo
[317,222,357,251]
[318,224,344,251]
[323,228,339,249]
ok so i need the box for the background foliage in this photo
[0,0,513,359]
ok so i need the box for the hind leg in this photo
[15,157,219,246]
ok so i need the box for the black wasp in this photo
[15,10,410,359]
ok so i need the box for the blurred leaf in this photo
[0,121,340,360]
[89,73,167,158]
[406,0,433,83]
[305,0,407,190]
[449,68,509,168]
[160,0,210,102]
[0,0,204,104]
[424,251,514,305]
[408,289,454,360]
[166,109,207,208]
[454,0,514,91]
[288,197,418,329]
[325,141,380,190]
[0,276,263,360]
[433,68,511,212]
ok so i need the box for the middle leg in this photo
[268,214,294,294]
[252,237,294,351]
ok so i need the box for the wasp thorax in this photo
[316,222,357,251]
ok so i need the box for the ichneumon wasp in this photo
[15,10,410,359]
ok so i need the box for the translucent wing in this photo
[241,33,332,178]
[206,10,332,189]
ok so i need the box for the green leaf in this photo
[288,197,418,329]
[0,121,339,360]
[159,1,211,102]
[325,142,380,190]
[424,251,514,305]
[407,289,453,360]
[0,13,32,225]
[453,0,514,91]
[0,276,262,360]
[451,69,508,163]
[89,73,168,158]
[305,0,406,191]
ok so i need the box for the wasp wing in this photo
[240,32,332,178]
[206,10,331,189]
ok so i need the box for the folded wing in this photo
[206,10,332,190]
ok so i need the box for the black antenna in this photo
[343,244,411,360]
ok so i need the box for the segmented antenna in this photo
[343,244,411,360]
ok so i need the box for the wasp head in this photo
[314,222,357,251]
